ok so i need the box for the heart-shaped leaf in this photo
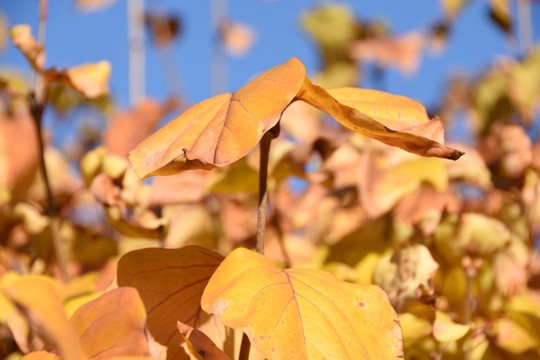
[201,248,403,359]
[117,246,224,360]
[129,58,306,179]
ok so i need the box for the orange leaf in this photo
[201,248,403,359]
[296,78,463,160]
[128,57,306,179]
[117,246,224,360]
[1,274,86,360]
[70,287,148,359]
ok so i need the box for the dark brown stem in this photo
[256,131,273,255]
[29,95,70,283]
[238,333,251,360]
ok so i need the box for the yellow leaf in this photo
[117,246,224,360]
[1,273,86,360]
[70,287,148,358]
[432,311,470,343]
[129,58,306,179]
[9,25,45,71]
[296,78,463,160]
[201,248,403,359]
[66,61,111,98]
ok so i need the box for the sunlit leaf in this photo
[64,61,111,99]
[117,246,224,360]
[296,79,463,160]
[129,57,306,179]
[1,273,86,360]
[432,311,469,343]
[201,248,404,359]
[70,287,148,358]
[9,24,45,71]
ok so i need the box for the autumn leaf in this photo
[128,57,306,179]
[70,287,148,359]
[129,57,462,180]
[9,24,45,71]
[1,273,86,360]
[201,248,403,359]
[296,78,463,160]
[116,246,224,360]
[177,321,230,360]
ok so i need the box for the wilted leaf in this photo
[1,273,86,360]
[9,24,45,71]
[296,80,463,160]
[432,311,469,343]
[373,244,439,308]
[129,57,306,179]
[177,321,230,360]
[201,248,404,359]
[70,287,148,359]
[117,246,224,360]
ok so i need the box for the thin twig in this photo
[256,131,273,255]
[30,0,70,283]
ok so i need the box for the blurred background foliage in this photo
[1,0,540,359]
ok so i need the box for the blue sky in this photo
[2,0,539,114]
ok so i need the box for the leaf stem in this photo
[257,130,273,255]
[238,333,251,360]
